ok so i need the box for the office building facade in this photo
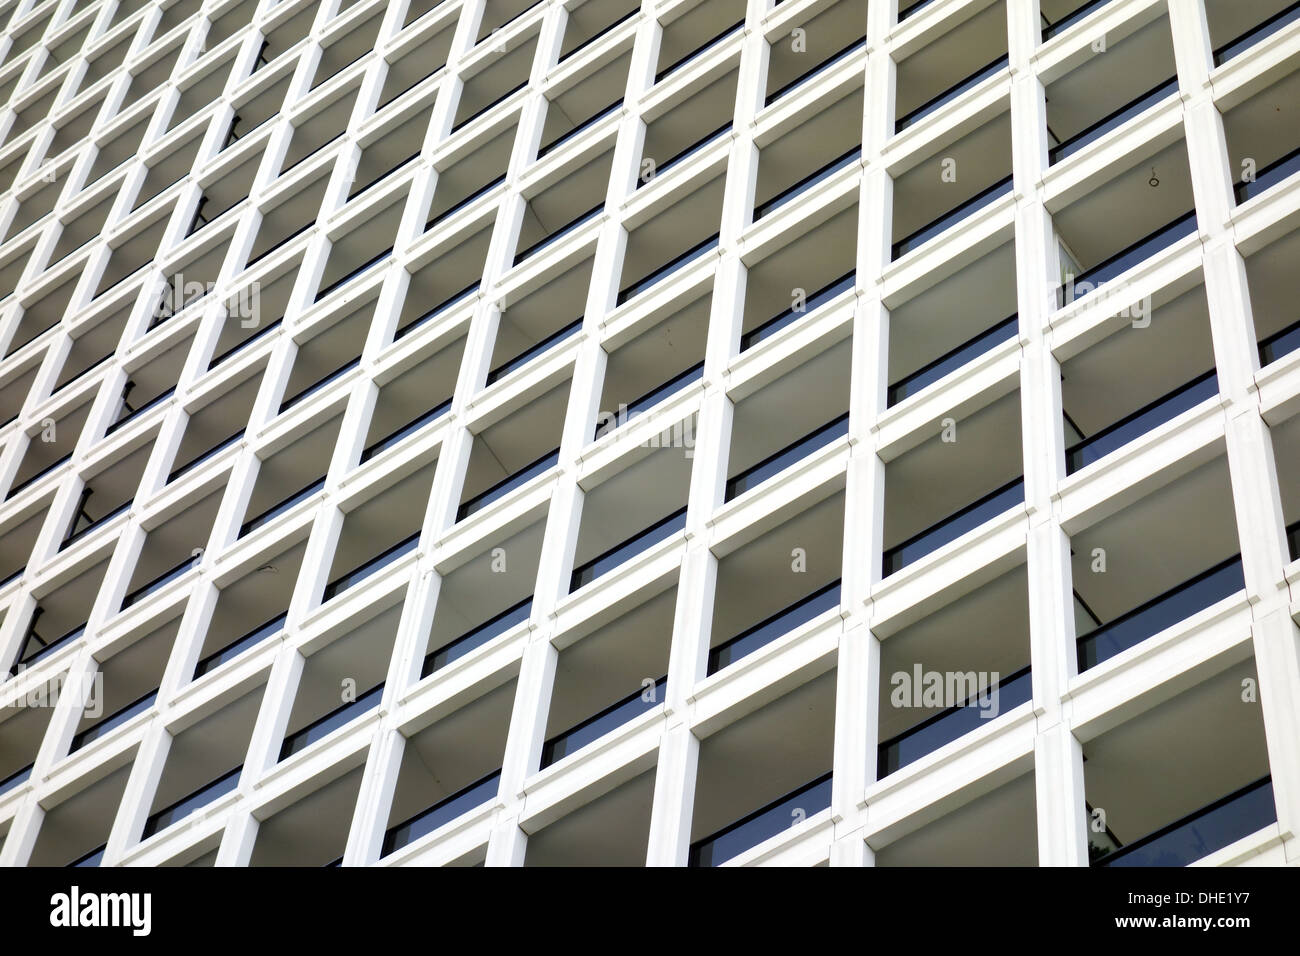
[1,0,1300,866]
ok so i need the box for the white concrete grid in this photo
[0,0,1295,866]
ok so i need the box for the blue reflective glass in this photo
[122,556,199,609]
[348,150,420,201]
[427,178,505,230]
[570,508,688,591]
[322,532,419,600]
[20,622,87,665]
[383,770,501,855]
[709,581,841,675]
[896,53,1009,132]
[486,318,583,384]
[617,234,718,303]
[1062,212,1197,305]
[1066,372,1217,474]
[315,248,391,302]
[423,599,532,677]
[71,690,158,752]
[240,477,326,537]
[755,146,861,221]
[691,773,832,866]
[892,175,1013,259]
[1214,2,1300,65]
[0,763,33,797]
[6,452,73,499]
[887,314,1019,406]
[280,357,361,411]
[457,449,560,521]
[741,272,855,351]
[62,499,133,547]
[106,386,176,435]
[1078,557,1244,671]
[1099,778,1275,867]
[513,204,603,264]
[279,683,384,761]
[639,125,731,188]
[899,0,939,20]
[144,767,242,838]
[1259,319,1300,367]
[70,845,106,867]
[541,677,667,768]
[360,401,451,463]
[452,81,526,133]
[168,430,244,483]
[194,613,287,678]
[726,414,849,501]
[879,668,1032,776]
[1050,77,1178,165]
[765,37,865,105]
[594,363,704,439]
[656,19,744,82]
[1042,0,1115,40]
[395,281,481,340]
[538,101,621,158]
[1236,147,1300,204]
[561,9,637,63]
[884,478,1024,575]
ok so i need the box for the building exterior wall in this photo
[0,0,1298,866]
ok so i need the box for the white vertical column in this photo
[1169,0,1300,864]
[836,0,889,862]
[645,547,712,866]
[1007,0,1088,865]
[1250,608,1300,862]
[643,0,770,867]
[830,621,877,854]
[483,622,556,866]
[343,726,405,864]
[0,797,42,866]
[482,2,662,866]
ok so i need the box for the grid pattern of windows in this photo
[1,0,1300,867]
